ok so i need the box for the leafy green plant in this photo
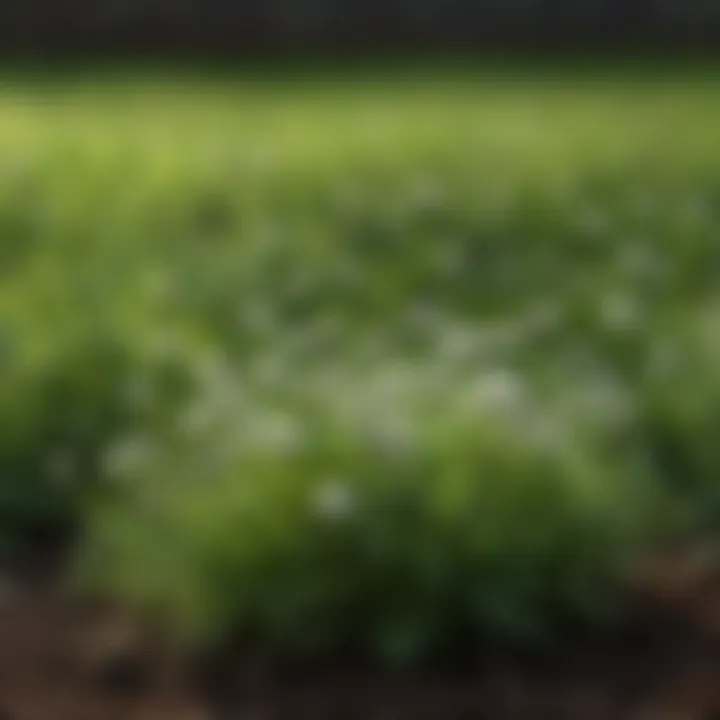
[0,75,718,660]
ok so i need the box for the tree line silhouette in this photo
[2,0,720,56]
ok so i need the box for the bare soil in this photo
[3,542,720,720]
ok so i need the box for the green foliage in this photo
[84,357,654,663]
[1,76,719,660]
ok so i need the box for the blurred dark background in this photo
[3,0,720,58]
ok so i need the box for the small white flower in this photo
[313,480,355,521]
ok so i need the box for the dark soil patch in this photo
[3,542,720,719]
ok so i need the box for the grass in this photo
[2,68,720,663]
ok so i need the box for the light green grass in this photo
[2,73,720,662]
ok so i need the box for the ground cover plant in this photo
[2,68,720,666]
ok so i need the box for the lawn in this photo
[2,68,720,665]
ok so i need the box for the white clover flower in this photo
[313,479,356,521]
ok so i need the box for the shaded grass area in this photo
[2,71,720,665]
